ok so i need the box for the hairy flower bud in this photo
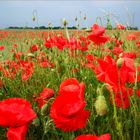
[27,53,35,58]
[75,16,78,21]
[95,95,108,116]
[63,18,68,27]
[41,103,48,115]
[117,58,124,68]
[84,15,86,20]
[32,16,36,21]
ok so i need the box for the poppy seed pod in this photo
[95,94,108,116]
[117,58,124,68]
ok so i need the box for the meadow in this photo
[0,25,140,140]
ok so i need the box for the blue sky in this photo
[0,1,140,28]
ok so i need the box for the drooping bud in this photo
[63,18,68,27]
[95,94,108,116]
[32,16,36,21]
[75,16,78,21]
[41,98,54,116]
[27,53,35,58]
[41,103,48,116]
[119,53,123,58]
[48,22,52,28]
[117,58,124,68]
[84,15,86,20]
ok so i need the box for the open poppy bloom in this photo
[75,133,111,140]
[116,24,125,30]
[88,24,109,45]
[94,55,137,108]
[0,45,5,51]
[36,87,54,108]
[50,78,89,132]
[127,33,137,41]
[0,98,37,140]
[59,78,85,100]
[20,60,34,81]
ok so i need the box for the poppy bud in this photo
[95,94,108,116]
[117,58,124,68]
[85,28,92,32]
[119,53,123,58]
[63,18,68,27]
[27,53,35,58]
[134,62,139,68]
[75,16,78,21]
[25,40,28,45]
[41,98,54,116]
[41,103,48,116]
[84,15,86,20]
[32,16,36,21]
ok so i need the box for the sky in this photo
[0,0,140,29]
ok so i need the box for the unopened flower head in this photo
[95,94,108,116]
[75,16,78,21]
[32,16,36,21]
[117,58,124,68]
[63,18,68,27]
[84,15,86,20]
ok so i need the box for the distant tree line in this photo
[7,26,138,30]
[7,26,77,30]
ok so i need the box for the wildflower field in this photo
[0,25,140,140]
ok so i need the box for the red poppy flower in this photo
[0,45,5,51]
[91,24,105,36]
[75,133,111,140]
[30,44,38,52]
[20,60,34,81]
[50,79,89,132]
[0,98,36,140]
[88,34,109,45]
[116,24,125,30]
[88,24,109,45]
[58,78,85,100]
[136,41,140,48]
[122,52,136,59]
[7,125,28,140]
[44,35,67,50]
[50,92,89,132]
[37,52,54,68]
[36,88,54,108]
[78,36,90,51]
[137,90,140,98]
[94,55,137,108]
[40,88,54,99]
[75,135,98,140]
[113,47,123,57]
[127,33,136,41]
